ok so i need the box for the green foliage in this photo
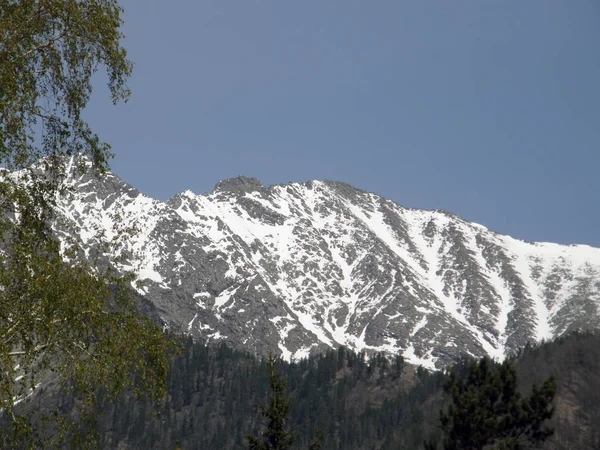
[0,1,172,447]
[247,352,298,450]
[0,0,132,171]
[435,357,556,450]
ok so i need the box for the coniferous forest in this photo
[7,330,600,449]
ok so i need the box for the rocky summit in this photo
[50,159,600,369]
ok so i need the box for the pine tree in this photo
[247,353,298,450]
[430,356,556,450]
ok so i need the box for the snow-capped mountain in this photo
[51,160,600,369]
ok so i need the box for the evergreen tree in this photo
[431,356,556,450]
[247,353,298,450]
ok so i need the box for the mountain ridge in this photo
[47,159,600,369]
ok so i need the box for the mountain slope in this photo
[20,331,600,450]
[51,160,600,368]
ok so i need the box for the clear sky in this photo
[85,1,599,247]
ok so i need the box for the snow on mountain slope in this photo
[50,164,600,369]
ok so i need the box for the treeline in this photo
[88,341,445,449]
[11,330,600,449]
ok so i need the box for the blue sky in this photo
[86,1,599,247]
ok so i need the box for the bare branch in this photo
[8,342,51,357]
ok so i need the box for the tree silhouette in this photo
[247,353,298,450]
[429,357,556,450]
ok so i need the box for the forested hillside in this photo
[9,331,600,449]
[89,341,445,449]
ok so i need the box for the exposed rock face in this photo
[50,160,600,368]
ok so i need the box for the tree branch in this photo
[22,29,68,59]
[8,342,51,357]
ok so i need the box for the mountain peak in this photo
[213,176,265,195]
[43,167,600,368]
